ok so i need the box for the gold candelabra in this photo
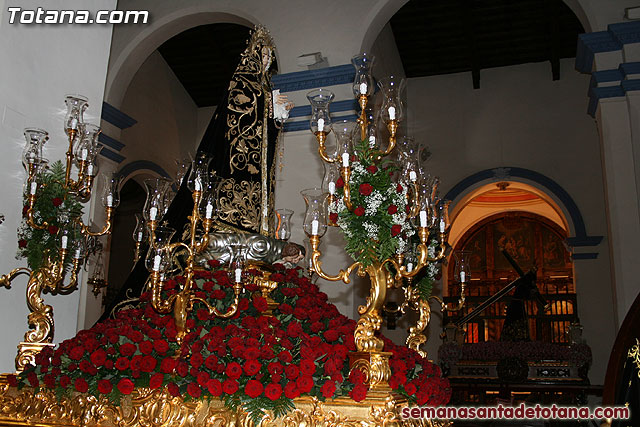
[303,53,467,392]
[0,95,120,371]
[145,156,244,349]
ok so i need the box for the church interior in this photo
[0,0,639,426]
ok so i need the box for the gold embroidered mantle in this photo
[0,376,449,427]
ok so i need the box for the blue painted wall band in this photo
[98,133,125,152]
[98,146,125,163]
[101,102,137,130]
[271,64,355,93]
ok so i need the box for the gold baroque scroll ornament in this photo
[217,178,261,231]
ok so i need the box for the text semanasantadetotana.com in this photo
[402,403,630,420]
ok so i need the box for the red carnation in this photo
[252,295,268,312]
[149,373,164,389]
[153,339,169,354]
[69,346,84,361]
[329,212,338,223]
[47,225,59,235]
[350,383,368,402]
[139,340,153,355]
[119,342,136,356]
[225,362,242,379]
[359,183,373,196]
[167,382,180,397]
[52,197,63,207]
[160,357,177,373]
[115,357,129,371]
[265,383,282,401]
[222,379,238,394]
[367,165,378,174]
[300,359,316,376]
[354,206,365,216]
[397,183,403,193]
[22,205,29,218]
[26,372,39,388]
[387,204,398,215]
[18,239,27,249]
[405,382,417,395]
[97,379,113,394]
[285,364,299,380]
[321,380,337,398]
[74,377,89,393]
[59,375,70,388]
[284,382,300,399]
[140,355,157,373]
[117,378,134,395]
[90,348,107,366]
[296,375,314,393]
[244,359,261,376]
[324,329,340,342]
[245,379,264,398]
[207,379,223,396]
[6,375,17,387]
[336,177,344,188]
[190,352,203,369]
[391,224,402,237]
[278,350,293,364]
[187,382,202,398]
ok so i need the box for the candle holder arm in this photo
[0,267,31,289]
[311,250,362,283]
[79,207,114,237]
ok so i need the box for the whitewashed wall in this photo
[0,0,116,373]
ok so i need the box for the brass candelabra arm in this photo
[26,195,49,230]
[429,282,466,312]
[76,173,95,200]
[314,131,337,163]
[133,241,142,263]
[149,271,176,314]
[372,120,399,161]
[63,131,76,188]
[52,257,82,294]
[408,181,420,218]
[309,235,363,283]
[341,166,353,211]
[80,207,114,237]
[194,218,213,253]
[426,232,447,262]
[0,267,31,289]
[193,282,243,319]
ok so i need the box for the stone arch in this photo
[104,9,259,109]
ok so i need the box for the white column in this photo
[596,96,640,325]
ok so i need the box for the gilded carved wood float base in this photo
[0,375,449,427]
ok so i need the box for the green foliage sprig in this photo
[16,160,84,272]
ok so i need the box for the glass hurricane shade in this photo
[333,119,356,166]
[228,244,248,283]
[275,209,294,240]
[73,124,101,167]
[378,75,405,122]
[301,188,328,237]
[351,53,375,98]
[143,178,172,221]
[322,162,340,196]
[307,89,334,134]
[187,154,212,192]
[101,173,122,208]
[64,95,88,134]
[198,175,222,219]
[22,128,48,170]
[144,226,176,272]
[454,250,471,283]
[132,213,146,244]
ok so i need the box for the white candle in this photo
[87,164,94,176]
[74,247,82,259]
[106,194,113,207]
[194,177,202,191]
[328,182,335,195]
[317,118,324,132]
[280,228,286,239]
[81,148,88,161]
[70,118,78,130]
[311,219,319,235]
[439,218,446,233]
[234,268,242,283]
[359,82,367,95]
[388,106,396,120]
[137,231,143,242]
[342,152,349,167]
[460,271,466,283]
[369,135,376,148]
[153,254,161,271]
[30,181,37,195]
[407,262,414,273]
[205,203,213,219]
[409,171,417,182]
[61,236,68,249]
[150,207,158,221]
[419,210,427,228]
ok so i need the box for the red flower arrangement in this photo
[13,262,450,422]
